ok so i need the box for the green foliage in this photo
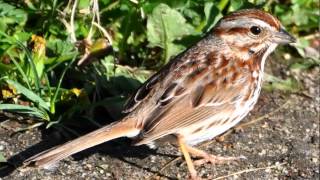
[0,1,27,32]
[147,3,196,63]
[263,73,301,93]
[273,0,318,31]
[5,79,50,110]
[0,151,6,162]
[0,0,318,127]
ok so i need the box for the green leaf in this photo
[7,49,32,89]
[46,39,77,60]
[228,0,255,12]
[102,55,152,83]
[203,2,222,32]
[294,38,310,58]
[78,0,90,9]
[0,152,6,163]
[16,41,41,94]
[50,55,77,114]
[263,74,300,92]
[0,2,27,31]
[147,3,195,62]
[5,80,50,110]
[13,32,31,42]
[228,0,244,11]
[0,104,49,120]
[290,62,314,71]
[45,38,77,69]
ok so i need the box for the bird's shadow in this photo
[0,74,179,179]
[0,121,178,179]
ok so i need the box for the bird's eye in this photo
[250,26,261,35]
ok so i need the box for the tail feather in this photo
[24,118,139,168]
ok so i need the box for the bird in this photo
[23,9,295,179]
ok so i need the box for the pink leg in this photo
[185,145,246,166]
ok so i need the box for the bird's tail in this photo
[23,117,139,168]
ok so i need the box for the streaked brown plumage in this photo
[23,9,295,179]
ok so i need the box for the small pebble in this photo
[312,158,318,163]
[99,164,109,169]
[283,53,291,60]
[150,156,156,163]
[265,168,271,173]
[259,149,266,156]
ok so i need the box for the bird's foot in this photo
[186,145,246,166]
[193,154,246,166]
[188,174,202,180]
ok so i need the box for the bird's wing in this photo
[122,35,217,114]
[132,48,254,145]
[135,69,252,145]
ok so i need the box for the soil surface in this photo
[0,62,319,180]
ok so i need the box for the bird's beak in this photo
[272,27,296,44]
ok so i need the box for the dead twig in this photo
[93,22,113,45]
[212,162,286,180]
[158,156,181,174]
[302,32,320,40]
[87,0,98,41]
[70,0,78,43]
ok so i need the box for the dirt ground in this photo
[0,62,319,180]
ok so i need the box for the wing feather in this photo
[135,65,252,145]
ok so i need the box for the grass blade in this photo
[0,104,49,120]
[50,54,78,113]
[5,79,50,110]
[0,31,41,94]
[16,40,41,95]
[7,50,32,90]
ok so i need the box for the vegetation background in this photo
[0,0,319,172]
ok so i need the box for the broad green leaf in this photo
[228,0,254,12]
[5,80,50,110]
[228,0,244,11]
[13,32,31,42]
[203,2,222,32]
[147,3,195,62]
[0,2,27,29]
[45,38,77,69]
[46,39,76,59]
[79,0,91,9]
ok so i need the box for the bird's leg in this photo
[177,136,200,180]
[185,145,246,166]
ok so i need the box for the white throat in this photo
[260,43,278,72]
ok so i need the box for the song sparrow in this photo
[23,9,295,179]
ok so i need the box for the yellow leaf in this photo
[1,84,17,99]
[2,89,13,99]
[31,35,46,57]
[70,88,82,97]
